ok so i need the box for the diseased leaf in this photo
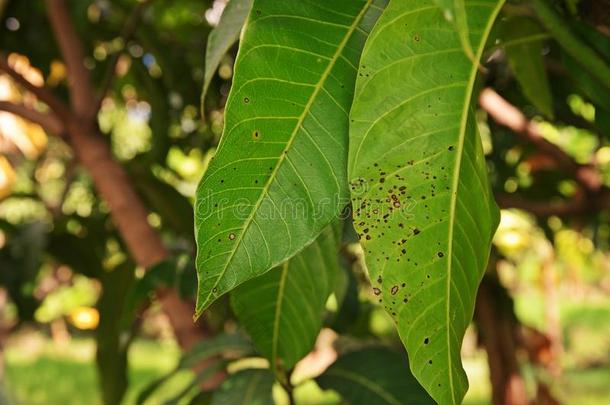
[210,369,275,405]
[316,347,433,405]
[201,0,253,103]
[231,224,340,373]
[500,16,553,118]
[194,0,386,316]
[348,0,502,403]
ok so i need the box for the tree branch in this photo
[496,188,610,217]
[44,0,97,121]
[479,87,602,191]
[0,101,64,134]
[0,54,70,120]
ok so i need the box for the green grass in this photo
[4,311,610,405]
[2,334,192,405]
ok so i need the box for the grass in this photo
[2,334,192,405]
[4,290,610,405]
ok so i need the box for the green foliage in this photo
[0,221,46,322]
[348,0,501,402]
[231,224,340,375]
[316,347,433,404]
[202,0,253,106]
[432,0,475,61]
[194,0,385,315]
[194,0,505,401]
[4,0,610,404]
[136,332,254,404]
[500,16,553,118]
[210,369,275,405]
[96,262,137,405]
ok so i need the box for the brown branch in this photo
[44,0,97,121]
[0,54,70,120]
[480,87,610,218]
[94,0,151,114]
[479,87,603,191]
[495,189,610,217]
[0,101,64,134]
[7,1,211,354]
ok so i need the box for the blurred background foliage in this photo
[0,0,609,404]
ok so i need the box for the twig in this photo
[479,87,602,190]
[0,54,70,120]
[44,0,97,121]
[0,101,64,134]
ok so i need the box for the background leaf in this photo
[201,0,253,104]
[316,347,433,405]
[231,224,340,373]
[348,0,502,403]
[136,332,253,404]
[194,0,386,315]
[500,16,554,118]
[210,369,275,405]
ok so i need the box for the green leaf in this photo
[432,0,475,61]
[231,224,340,372]
[163,361,229,405]
[201,0,253,104]
[316,347,433,405]
[500,16,553,118]
[210,369,275,405]
[531,0,610,92]
[180,332,254,369]
[347,1,502,403]
[194,0,386,316]
[96,262,136,405]
[136,333,253,405]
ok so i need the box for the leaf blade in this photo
[195,0,386,316]
[432,0,475,61]
[316,347,433,405]
[231,224,340,372]
[500,16,553,118]
[210,369,275,405]
[201,0,253,104]
[348,1,502,403]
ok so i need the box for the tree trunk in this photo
[475,277,529,405]
[66,119,206,349]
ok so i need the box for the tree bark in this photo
[65,118,206,349]
[475,277,528,405]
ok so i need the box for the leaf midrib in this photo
[271,260,289,371]
[242,371,264,404]
[201,0,374,310]
[444,1,505,403]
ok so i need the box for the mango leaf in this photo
[500,16,553,118]
[194,0,386,316]
[210,369,275,405]
[136,332,253,405]
[348,0,502,403]
[180,332,254,369]
[201,0,253,103]
[316,347,433,405]
[432,0,474,61]
[231,224,340,373]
